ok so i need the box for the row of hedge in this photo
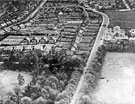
[77,40,135,104]
[105,40,135,53]
[75,45,107,104]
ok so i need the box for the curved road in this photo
[70,7,109,104]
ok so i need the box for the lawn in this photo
[91,52,135,104]
[0,70,32,97]
[105,10,135,29]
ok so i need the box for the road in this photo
[122,0,131,10]
[70,7,109,104]
[22,0,48,23]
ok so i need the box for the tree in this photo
[48,75,59,84]
[85,73,95,85]
[41,88,49,100]
[9,86,22,104]
[21,96,32,104]
[45,100,54,104]
[78,0,86,5]
[68,79,78,85]
[47,87,59,100]
[20,51,39,72]
[125,29,132,39]
[94,50,104,64]
[3,99,14,104]
[32,97,46,104]
[62,55,86,73]
[81,95,91,104]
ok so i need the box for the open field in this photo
[105,11,135,29]
[92,52,135,104]
[0,70,32,96]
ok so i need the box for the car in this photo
[103,24,106,27]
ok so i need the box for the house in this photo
[39,36,48,44]
[105,26,127,40]
[21,37,30,45]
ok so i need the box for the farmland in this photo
[105,10,135,29]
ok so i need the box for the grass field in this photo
[91,52,135,104]
[105,11,135,29]
[0,70,32,97]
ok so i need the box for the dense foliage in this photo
[0,48,86,104]
[78,45,107,104]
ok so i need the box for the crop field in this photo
[105,11,135,29]
[92,52,135,104]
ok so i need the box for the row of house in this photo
[0,34,57,46]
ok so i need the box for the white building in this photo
[130,29,135,37]
[105,26,127,40]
